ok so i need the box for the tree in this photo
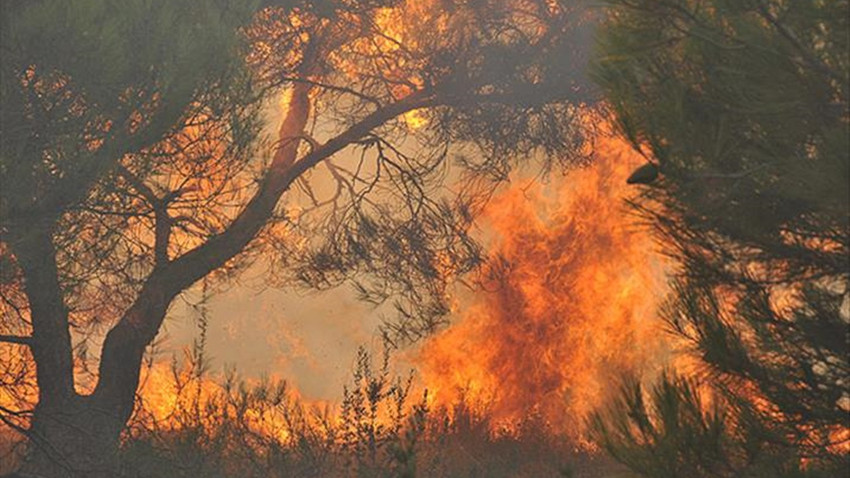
[0,0,594,475]
[589,0,849,476]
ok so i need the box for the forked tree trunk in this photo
[17,290,168,477]
[11,83,429,477]
[12,83,317,478]
[19,396,126,478]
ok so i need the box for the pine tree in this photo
[590,1,849,476]
[0,1,593,475]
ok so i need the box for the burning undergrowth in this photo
[111,125,669,477]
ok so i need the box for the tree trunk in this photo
[18,396,126,478]
[8,82,430,477]
[12,82,318,478]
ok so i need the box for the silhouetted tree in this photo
[590,0,849,476]
[0,0,595,475]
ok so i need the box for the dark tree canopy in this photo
[590,1,849,476]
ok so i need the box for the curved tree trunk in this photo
[10,81,433,477]
[11,83,316,478]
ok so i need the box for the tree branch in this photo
[91,85,436,416]
[168,87,436,292]
[0,335,32,346]
[3,103,186,230]
[116,165,172,266]
[7,230,75,406]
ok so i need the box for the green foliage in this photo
[594,0,848,242]
[591,373,850,478]
[590,0,849,476]
[591,375,730,477]
[338,344,423,477]
[3,0,255,101]
[0,0,260,223]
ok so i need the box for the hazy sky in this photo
[162,279,387,400]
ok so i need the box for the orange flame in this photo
[415,125,670,434]
[133,360,327,444]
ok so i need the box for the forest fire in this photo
[117,122,671,444]
[144,1,647,440]
[415,126,670,434]
[3,0,846,476]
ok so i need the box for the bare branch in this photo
[116,165,172,266]
[0,335,32,346]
